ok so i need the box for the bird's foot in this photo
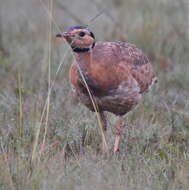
[113,117,125,153]
[113,135,121,153]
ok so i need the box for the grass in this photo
[0,0,189,189]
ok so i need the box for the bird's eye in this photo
[78,32,85,37]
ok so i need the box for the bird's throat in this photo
[75,50,93,82]
[72,42,95,53]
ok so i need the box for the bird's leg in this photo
[99,111,109,153]
[113,116,125,153]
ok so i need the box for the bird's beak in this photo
[55,31,73,45]
[56,32,70,38]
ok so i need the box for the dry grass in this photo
[0,0,189,189]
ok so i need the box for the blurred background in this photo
[0,0,189,189]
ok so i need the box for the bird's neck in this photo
[75,51,93,78]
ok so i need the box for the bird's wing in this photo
[90,42,156,94]
[70,42,156,96]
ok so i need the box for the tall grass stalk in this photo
[31,0,54,164]
[41,0,53,154]
[17,69,23,143]
[77,65,109,152]
[39,0,61,33]
[16,68,24,188]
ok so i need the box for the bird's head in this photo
[56,26,95,52]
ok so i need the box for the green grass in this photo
[0,0,189,189]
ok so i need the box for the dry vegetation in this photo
[0,0,189,189]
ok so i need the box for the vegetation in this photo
[0,0,189,189]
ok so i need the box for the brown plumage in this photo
[56,26,157,153]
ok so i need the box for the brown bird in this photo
[56,26,157,153]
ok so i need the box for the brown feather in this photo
[69,41,156,115]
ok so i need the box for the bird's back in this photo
[84,41,156,93]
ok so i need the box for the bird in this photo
[56,25,157,153]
